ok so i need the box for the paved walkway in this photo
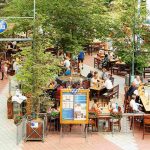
[0,79,22,150]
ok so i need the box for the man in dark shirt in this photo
[126,82,137,99]
[87,70,93,79]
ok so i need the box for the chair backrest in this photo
[144,116,150,124]
[113,84,119,93]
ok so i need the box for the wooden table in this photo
[58,75,86,83]
[139,86,150,112]
[90,85,105,100]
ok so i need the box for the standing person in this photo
[63,56,71,68]
[65,67,71,76]
[4,61,8,79]
[1,60,4,80]
[78,51,85,69]
[133,75,141,87]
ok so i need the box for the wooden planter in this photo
[7,101,13,119]
[25,119,45,142]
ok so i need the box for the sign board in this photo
[31,122,39,128]
[60,89,89,124]
[0,20,7,33]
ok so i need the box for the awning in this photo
[0,38,33,42]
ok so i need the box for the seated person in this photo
[65,67,71,76]
[133,75,142,86]
[48,79,57,89]
[87,70,94,79]
[90,71,100,87]
[125,82,137,100]
[101,68,108,80]
[102,54,109,68]
[103,77,113,91]
[91,99,99,110]
[66,77,73,88]
[130,94,144,113]
[56,84,64,100]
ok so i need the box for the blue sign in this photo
[0,20,7,33]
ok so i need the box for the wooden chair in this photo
[130,113,143,130]
[87,111,98,132]
[143,115,150,139]
[112,84,119,98]
[111,64,119,75]
[101,85,119,106]
[124,99,132,113]
[143,67,150,78]
[110,119,121,132]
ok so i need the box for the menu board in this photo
[60,89,89,124]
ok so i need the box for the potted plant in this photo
[14,115,22,125]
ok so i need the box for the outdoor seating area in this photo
[0,0,150,150]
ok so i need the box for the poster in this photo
[74,94,86,120]
[60,89,89,124]
[62,93,74,120]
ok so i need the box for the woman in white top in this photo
[90,71,100,87]
[133,75,141,86]
[103,77,113,90]
[4,62,8,79]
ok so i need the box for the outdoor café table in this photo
[57,75,86,83]
[139,85,150,112]
[90,84,105,100]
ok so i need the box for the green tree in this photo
[109,0,150,74]
[2,0,110,54]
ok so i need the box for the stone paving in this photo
[0,79,23,150]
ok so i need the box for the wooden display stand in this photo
[25,119,44,142]
[60,89,89,138]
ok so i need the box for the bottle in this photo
[116,103,118,112]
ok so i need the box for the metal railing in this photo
[16,113,150,145]
[16,113,47,145]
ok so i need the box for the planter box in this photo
[25,119,45,142]
[7,101,13,119]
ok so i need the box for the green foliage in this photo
[2,0,110,54]
[15,30,61,112]
[109,0,150,73]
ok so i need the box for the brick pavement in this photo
[23,132,122,150]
